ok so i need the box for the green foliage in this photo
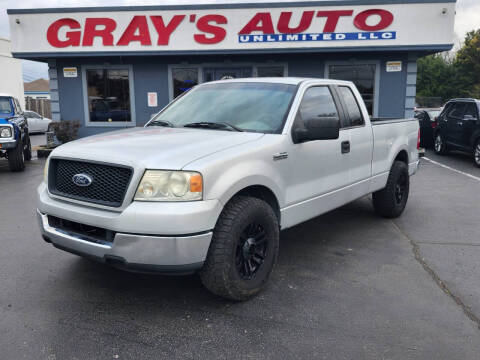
[51,120,80,144]
[416,29,480,102]
[455,30,480,99]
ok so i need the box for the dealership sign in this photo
[8,2,455,54]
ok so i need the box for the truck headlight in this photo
[44,158,49,183]
[0,127,12,138]
[134,170,203,201]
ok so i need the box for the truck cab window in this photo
[337,86,364,127]
[328,64,375,116]
[297,87,338,127]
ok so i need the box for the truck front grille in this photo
[48,158,133,208]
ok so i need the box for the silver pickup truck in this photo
[37,78,419,300]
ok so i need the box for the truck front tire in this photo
[372,161,409,218]
[200,196,279,301]
[7,138,25,172]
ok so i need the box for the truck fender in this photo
[203,159,285,211]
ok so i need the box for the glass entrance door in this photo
[203,67,252,82]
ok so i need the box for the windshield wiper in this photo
[183,122,243,132]
[148,119,175,128]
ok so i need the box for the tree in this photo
[454,30,480,98]
[416,54,458,103]
[416,29,480,102]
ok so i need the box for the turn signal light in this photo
[190,174,203,193]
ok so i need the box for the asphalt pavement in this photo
[0,146,479,359]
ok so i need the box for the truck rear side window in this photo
[297,87,339,125]
[337,86,364,127]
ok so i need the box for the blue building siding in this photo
[54,51,416,138]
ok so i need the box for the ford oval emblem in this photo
[72,173,93,187]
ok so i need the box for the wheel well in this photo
[234,185,281,224]
[394,150,408,165]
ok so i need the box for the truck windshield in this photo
[147,82,297,134]
[0,97,13,115]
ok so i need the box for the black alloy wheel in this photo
[236,222,268,280]
[394,172,407,206]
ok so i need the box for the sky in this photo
[0,0,479,81]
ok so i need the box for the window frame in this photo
[82,64,136,128]
[447,102,466,119]
[463,102,478,119]
[291,85,344,137]
[167,62,288,101]
[333,85,366,129]
[324,60,380,118]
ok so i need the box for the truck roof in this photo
[203,77,354,86]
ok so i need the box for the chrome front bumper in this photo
[37,210,212,273]
[0,138,17,150]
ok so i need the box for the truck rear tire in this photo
[7,138,25,172]
[372,161,409,218]
[200,196,279,301]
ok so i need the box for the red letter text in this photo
[47,18,81,48]
[277,11,314,34]
[194,15,227,44]
[82,18,116,46]
[354,9,393,31]
[239,13,275,35]
[117,16,151,46]
[316,10,353,32]
[150,15,185,45]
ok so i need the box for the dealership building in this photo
[8,0,455,137]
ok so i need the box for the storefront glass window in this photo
[257,66,285,77]
[328,64,376,115]
[86,69,131,123]
[172,68,199,98]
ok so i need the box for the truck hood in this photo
[52,127,264,169]
[0,118,11,124]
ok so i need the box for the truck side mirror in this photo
[293,116,340,143]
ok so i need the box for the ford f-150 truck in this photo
[0,94,32,171]
[37,78,419,300]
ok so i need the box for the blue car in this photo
[0,94,32,172]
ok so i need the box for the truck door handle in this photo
[341,141,350,154]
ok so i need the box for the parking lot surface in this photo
[1,148,479,359]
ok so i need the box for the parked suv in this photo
[434,99,480,167]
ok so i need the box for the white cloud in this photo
[454,0,480,47]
